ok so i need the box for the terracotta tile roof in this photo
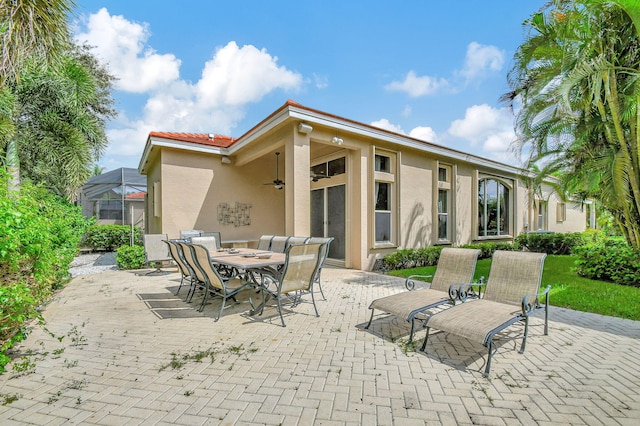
[149,132,237,148]
[125,192,146,200]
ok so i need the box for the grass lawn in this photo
[388,254,640,321]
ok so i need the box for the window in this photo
[311,157,346,178]
[556,202,566,222]
[375,154,390,173]
[536,200,547,230]
[373,150,396,245]
[438,189,449,240]
[437,165,452,242]
[375,182,392,242]
[478,178,511,237]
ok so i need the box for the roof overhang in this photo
[138,100,529,177]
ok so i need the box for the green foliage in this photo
[83,225,142,251]
[515,232,584,255]
[459,241,519,259]
[0,167,88,371]
[116,245,146,270]
[573,239,640,287]
[382,242,522,271]
[382,246,442,270]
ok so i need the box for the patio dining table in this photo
[209,248,286,315]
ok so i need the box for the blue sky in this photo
[72,1,544,171]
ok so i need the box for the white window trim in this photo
[476,173,514,240]
[372,147,398,248]
[434,162,454,244]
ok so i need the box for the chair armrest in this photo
[449,277,486,301]
[521,285,551,316]
[405,274,433,290]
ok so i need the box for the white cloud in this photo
[459,42,505,82]
[409,126,437,143]
[75,8,181,93]
[385,70,448,97]
[313,73,329,89]
[371,118,405,134]
[448,104,518,161]
[75,9,304,168]
[196,42,302,108]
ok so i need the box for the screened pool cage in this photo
[78,168,146,233]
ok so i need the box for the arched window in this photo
[478,178,511,237]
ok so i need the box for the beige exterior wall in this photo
[141,106,589,271]
[150,148,286,242]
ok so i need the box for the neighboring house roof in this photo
[138,100,524,175]
[125,191,146,200]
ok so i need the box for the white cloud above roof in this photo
[448,104,518,162]
[385,70,448,97]
[196,42,302,108]
[459,41,505,82]
[75,9,304,167]
[75,8,181,93]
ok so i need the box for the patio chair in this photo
[253,243,323,327]
[366,247,481,341]
[142,233,172,275]
[176,242,207,303]
[420,250,549,376]
[180,230,203,240]
[257,235,274,251]
[306,237,334,300]
[269,236,290,253]
[286,236,309,249]
[164,240,195,295]
[190,236,218,252]
[189,243,253,320]
[199,232,222,249]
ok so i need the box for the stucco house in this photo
[138,100,592,271]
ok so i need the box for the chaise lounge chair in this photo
[366,247,481,341]
[420,250,550,376]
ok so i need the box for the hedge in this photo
[1,169,89,371]
[82,224,142,251]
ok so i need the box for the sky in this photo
[71,1,546,172]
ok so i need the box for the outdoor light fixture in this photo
[297,122,313,134]
[221,155,231,164]
[331,136,344,145]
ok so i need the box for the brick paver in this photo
[0,267,639,425]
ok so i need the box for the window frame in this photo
[477,175,513,239]
[435,163,453,243]
[556,202,566,222]
[372,148,397,248]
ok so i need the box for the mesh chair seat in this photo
[421,250,549,377]
[366,247,480,341]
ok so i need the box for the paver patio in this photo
[1,266,639,425]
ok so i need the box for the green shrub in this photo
[515,232,583,255]
[460,241,519,259]
[83,224,142,251]
[1,168,89,371]
[116,245,146,269]
[573,239,640,287]
[383,246,442,270]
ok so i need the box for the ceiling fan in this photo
[264,152,285,189]
[310,171,331,182]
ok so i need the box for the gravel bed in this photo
[69,252,118,277]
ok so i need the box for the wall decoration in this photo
[218,202,252,227]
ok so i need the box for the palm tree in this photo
[0,0,76,190]
[12,48,114,199]
[503,0,640,247]
[0,0,75,83]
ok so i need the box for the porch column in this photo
[284,125,311,236]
